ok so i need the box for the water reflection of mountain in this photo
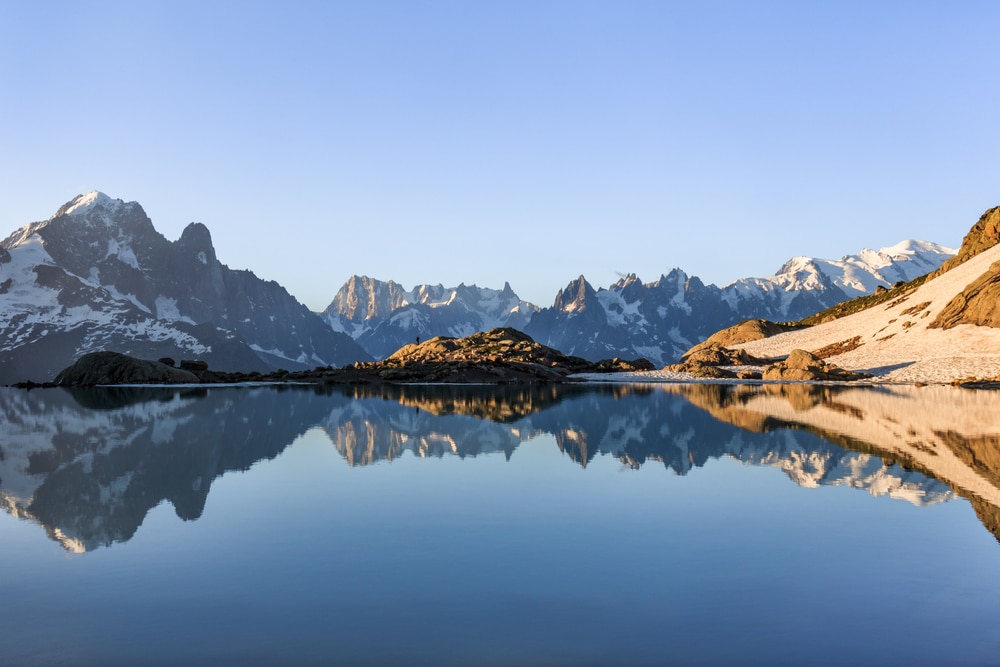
[1,382,997,552]
[0,385,339,552]
[676,383,1000,544]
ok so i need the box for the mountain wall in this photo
[0,192,370,383]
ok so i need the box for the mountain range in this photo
[0,191,957,383]
[323,239,954,365]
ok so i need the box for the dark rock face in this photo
[0,192,371,384]
[54,351,199,385]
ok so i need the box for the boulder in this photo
[682,320,799,360]
[762,349,871,382]
[930,259,1000,329]
[55,351,199,386]
[665,342,763,378]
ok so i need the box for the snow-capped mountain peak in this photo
[55,191,125,219]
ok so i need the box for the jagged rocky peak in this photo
[611,272,641,289]
[655,268,690,290]
[553,275,596,311]
[328,275,408,322]
[175,222,217,265]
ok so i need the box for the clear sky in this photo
[2,1,998,310]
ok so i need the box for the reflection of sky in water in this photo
[1,385,999,665]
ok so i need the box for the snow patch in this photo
[62,191,115,216]
[155,296,195,324]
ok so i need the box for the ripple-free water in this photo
[1,384,998,666]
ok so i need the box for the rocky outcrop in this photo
[762,349,871,381]
[665,342,767,379]
[682,319,800,359]
[928,206,1000,279]
[369,327,653,382]
[54,351,199,386]
[929,259,1000,329]
[44,328,654,387]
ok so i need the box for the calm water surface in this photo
[1,383,999,666]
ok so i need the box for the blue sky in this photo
[2,1,998,310]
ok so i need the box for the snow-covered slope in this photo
[0,192,370,383]
[733,240,1000,383]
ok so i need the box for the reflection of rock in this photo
[679,382,1000,542]
[2,382,991,552]
[0,386,338,551]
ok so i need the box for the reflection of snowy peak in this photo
[0,385,964,553]
[322,275,538,359]
[316,388,954,507]
[0,192,369,383]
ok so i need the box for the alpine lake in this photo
[2,381,999,666]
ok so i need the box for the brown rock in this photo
[929,259,1000,329]
[762,349,871,382]
[928,206,1000,279]
[682,320,800,360]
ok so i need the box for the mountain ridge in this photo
[325,239,954,365]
